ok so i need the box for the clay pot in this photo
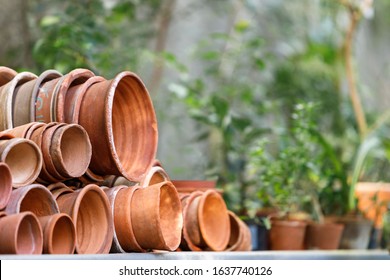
[39,213,76,254]
[50,123,92,178]
[269,219,307,250]
[180,191,203,251]
[185,189,230,251]
[5,184,59,216]
[140,166,170,188]
[37,68,94,123]
[104,186,144,253]
[78,71,158,182]
[14,70,62,126]
[0,162,12,210]
[48,183,75,200]
[305,222,344,250]
[64,76,105,123]
[172,180,219,194]
[131,181,182,251]
[0,66,17,87]
[56,184,113,254]
[0,138,43,187]
[0,71,37,130]
[2,122,43,138]
[225,211,252,251]
[0,211,43,254]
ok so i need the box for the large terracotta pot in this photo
[56,184,113,254]
[0,162,12,210]
[78,71,158,182]
[39,213,76,254]
[131,181,182,251]
[305,222,344,250]
[0,71,37,130]
[37,68,94,123]
[64,75,105,123]
[13,70,62,126]
[0,66,17,87]
[269,219,307,250]
[5,184,59,216]
[104,185,144,253]
[0,138,43,187]
[0,211,43,254]
[185,189,230,251]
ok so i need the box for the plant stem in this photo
[344,5,367,138]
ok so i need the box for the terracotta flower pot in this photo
[39,213,76,254]
[78,71,158,182]
[0,211,43,254]
[104,185,144,253]
[5,184,59,216]
[0,138,43,187]
[172,180,219,194]
[140,166,170,188]
[185,189,230,251]
[0,162,12,210]
[56,184,113,254]
[48,183,75,200]
[305,222,344,250]
[180,191,203,251]
[0,66,17,87]
[0,71,37,130]
[64,76,105,123]
[50,123,92,178]
[2,122,43,138]
[37,68,94,123]
[131,181,183,251]
[13,70,62,126]
[269,219,307,250]
[225,211,252,251]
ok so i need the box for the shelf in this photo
[1,250,389,260]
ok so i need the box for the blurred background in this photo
[1,0,390,224]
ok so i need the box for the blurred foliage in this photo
[31,0,162,76]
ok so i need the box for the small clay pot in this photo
[49,183,75,200]
[2,122,43,138]
[186,189,230,251]
[50,123,92,178]
[225,211,244,251]
[140,166,170,188]
[0,138,43,187]
[131,181,183,251]
[64,76,105,123]
[172,180,219,194]
[180,191,203,251]
[6,184,60,216]
[39,213,76,254]
[0,71,37,130]
[35,70,63,123]
[0,211,43,254]
[0,162,12,210]
[269,219,307,250]
[305,222,344,250]
[104,186,144,253]
[78,71,158,182]
[234,219,252,251]
[0,66,17,87]
[56,184,113,254]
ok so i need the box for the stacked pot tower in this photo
[0,66,251,255]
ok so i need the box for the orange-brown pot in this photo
[269,220,307,250]
[56,184,113,254]
[305,222,344,250]
[131,181,182,251]
[0,162,12,210]
[0,211,43,254]
[78,71,158,182]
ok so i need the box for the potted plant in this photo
[247,102,345,250]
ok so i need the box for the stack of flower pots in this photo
[0,66,250,255]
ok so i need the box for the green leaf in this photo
[40,16,60,27]
[234,19,250,33]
